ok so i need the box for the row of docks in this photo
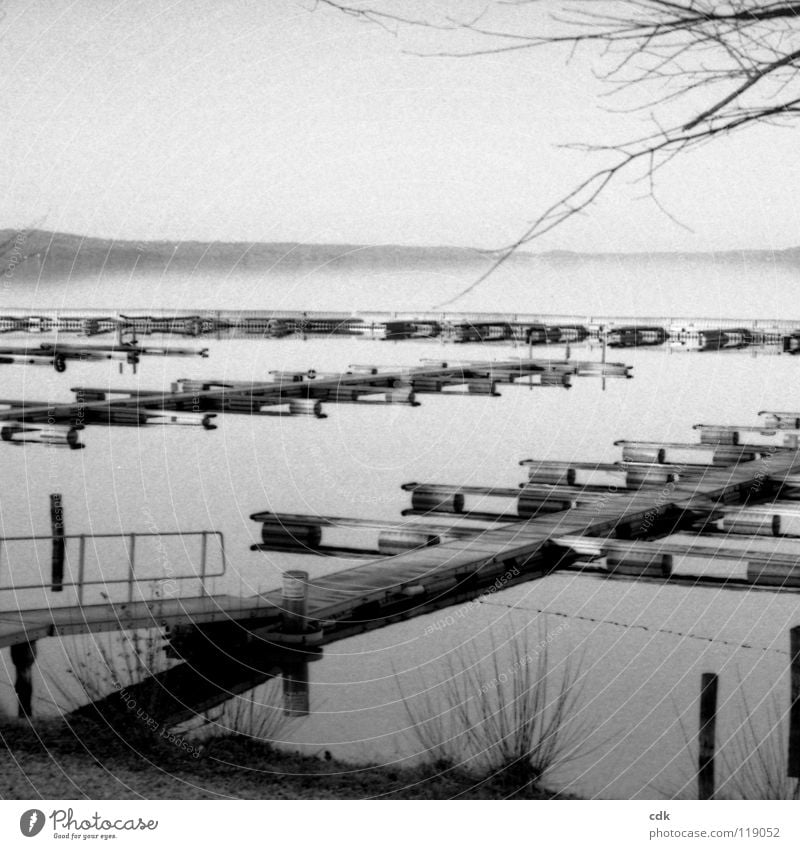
[0,314,218,337]
[0,341,208,373]
[250,410,800,591]
[0,313,606,342]
[0,314,375,338]
[0,356,633,449]
[4,311,800,351]
[55,413,800,726]
[8,407,800,723]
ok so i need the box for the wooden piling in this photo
[281,571,310,715]
[10,641,37,718]
[50,493,64,592]
[789,627,800,778]
[698,672,718,799]
[282,570,308,634]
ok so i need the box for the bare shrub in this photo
[718,693,800,800]
[402,626,596,796]
[191,680,294,752]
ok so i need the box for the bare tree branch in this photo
[315,1,800,303]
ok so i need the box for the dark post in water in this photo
[281,570,310,716]
[698,672,719,799]
[789,627,800,778]
[10,641,38,718]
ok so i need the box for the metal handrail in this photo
[0,530,225,606]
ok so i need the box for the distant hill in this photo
[2,228,799,281]
[0,229,505,280]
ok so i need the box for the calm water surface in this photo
[1,268,799,798]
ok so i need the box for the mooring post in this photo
[282,570,308,634]
[50,493,65,593]
[698,672,719,799]
[789,627,800,778]
[10,641,38,719]
[281,570,310,716]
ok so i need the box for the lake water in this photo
[1,262,800,799]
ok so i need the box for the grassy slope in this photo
[0,719,562,800]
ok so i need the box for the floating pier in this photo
[247,415,800,598]
[0,356,632,449]
[2,308,800,352]
[0,341,208,372]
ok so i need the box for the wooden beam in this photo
[698,672,718,800]
[789,627,800,778]
[280,571,311,716]
[10,641,37,718]
[50,493,65,593]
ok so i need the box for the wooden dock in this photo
[0,356,631,449]
[6,410,800,722]
[249,445,800,632]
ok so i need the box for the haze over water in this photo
[11,248,800,318]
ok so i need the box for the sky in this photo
[1,0,799,252]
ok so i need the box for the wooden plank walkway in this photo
[234,446,800,639]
